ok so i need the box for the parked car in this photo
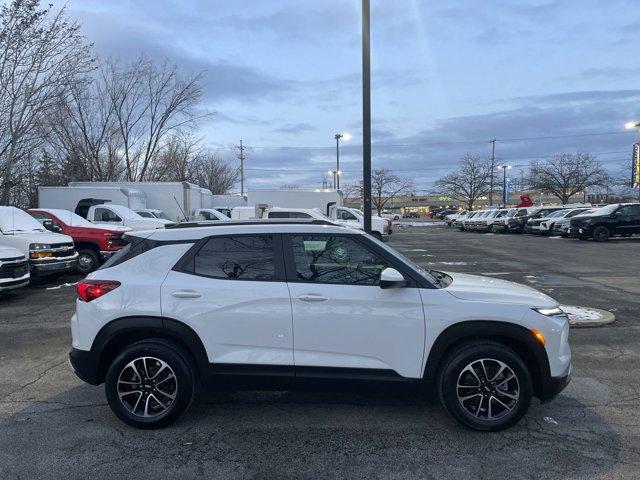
[403,212,420,219]
[69,219,571,431]
[569,203,640,241]
[193,208,231,221]
[490,208,518,233]
[445,210,468,227]
[552,209,598,237]
[479,210,509,233]
[0,206,78,277]
[435,209,458,220]
[457,211,479,230]
[0,246,30,293]
[380,211,401,221]
[86,204,174,229]
[28,209,131,274]
[524,207,571,234]
[538,208,592,236]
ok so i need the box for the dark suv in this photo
[569,203,640,241]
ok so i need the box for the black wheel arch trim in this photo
[78,316,209,385]
[422,320,553,400]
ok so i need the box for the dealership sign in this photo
[633,143,640,188]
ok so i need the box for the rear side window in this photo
[193,235,274,281]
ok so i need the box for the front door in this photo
[284,233,425,378]
[161,234,294,370]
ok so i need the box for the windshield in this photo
[153,211,171,220]
[506,209,517,217]
[595,204,619,215]
[547,210,567,218]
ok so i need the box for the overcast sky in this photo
[58,0,640,192]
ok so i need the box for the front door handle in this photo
[297,294,328,302]
[171,290,202,299]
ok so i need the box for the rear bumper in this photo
[69,348,101,385]
[538,363,571,403]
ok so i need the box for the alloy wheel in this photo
[456,358,519,420]
[117,356,177,418]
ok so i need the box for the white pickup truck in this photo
[0,245,30,292]
[263,206,392,241]
[85,204,173,230]
[0,206,78,277]
[193,208,231,221]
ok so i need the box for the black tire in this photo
[592,226,610,242]
[105,340,195,429]
[372,231,383,241]
[437,342,533,432]
[77,248,100,274]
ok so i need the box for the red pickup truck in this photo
[28,208,130,274]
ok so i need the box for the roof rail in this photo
[166,218,340,229]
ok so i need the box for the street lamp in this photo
[498,164,512,205]
[334,132,351,189]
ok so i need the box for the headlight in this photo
[533,306,565,316]
[30,243,52,251]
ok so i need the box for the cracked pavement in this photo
[0,226,639,479]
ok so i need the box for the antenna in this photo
[173,196,187,221]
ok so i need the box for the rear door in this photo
[284,233,425,378]
[614,205,640,234]
[161,234,294,371]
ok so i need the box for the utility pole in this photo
[489,139,496,207]
[236,140,246,196]
[362,0,372,234]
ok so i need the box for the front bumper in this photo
[538,363,572,403]
[30,255,79,275]
[69,348,101,385]
[0,275,30,291]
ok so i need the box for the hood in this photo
[0,245,25,258]
[445,272,557,307]
[11,230,74,244]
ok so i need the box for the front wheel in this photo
[372,231,383,241]
[592,226,610,242]
[105,340,195,429]
[438,342,533,432]
[77,248,100,274]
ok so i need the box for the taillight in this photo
[77,280,120,302]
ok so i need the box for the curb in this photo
[560,305,616,328]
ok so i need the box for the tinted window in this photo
[616,205,640,217]
[290,234,386,285]
[194,236,274,280]
[336,209,357,221]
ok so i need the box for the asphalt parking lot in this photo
[1,226,639,480]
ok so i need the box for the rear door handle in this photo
[171,290,202,299]
[297,294,328,302]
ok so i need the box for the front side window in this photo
[337,209,357,221]
[94,208,121,222]
[194,235,274,281]
[290,234,386,285]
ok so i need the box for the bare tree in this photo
[106,56,207,181]
[147,131,200,181]
[434,154,492,210]
[371,168,414,215]
[0,0,94,203]
[189,150,240,194]
[529,153,610,204]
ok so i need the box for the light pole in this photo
[334,133,351,190]
[498,164,512,205]
[362,0,372,234]
[626,121,640,200]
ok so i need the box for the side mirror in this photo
[380,267,409,289]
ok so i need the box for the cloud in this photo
[273,123,315,135]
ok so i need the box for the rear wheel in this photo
[438,342,532,432]
[592,226,610,242]
[105,341,195,429]
[372,231,383,241]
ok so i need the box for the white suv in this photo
[69,220,571,431]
